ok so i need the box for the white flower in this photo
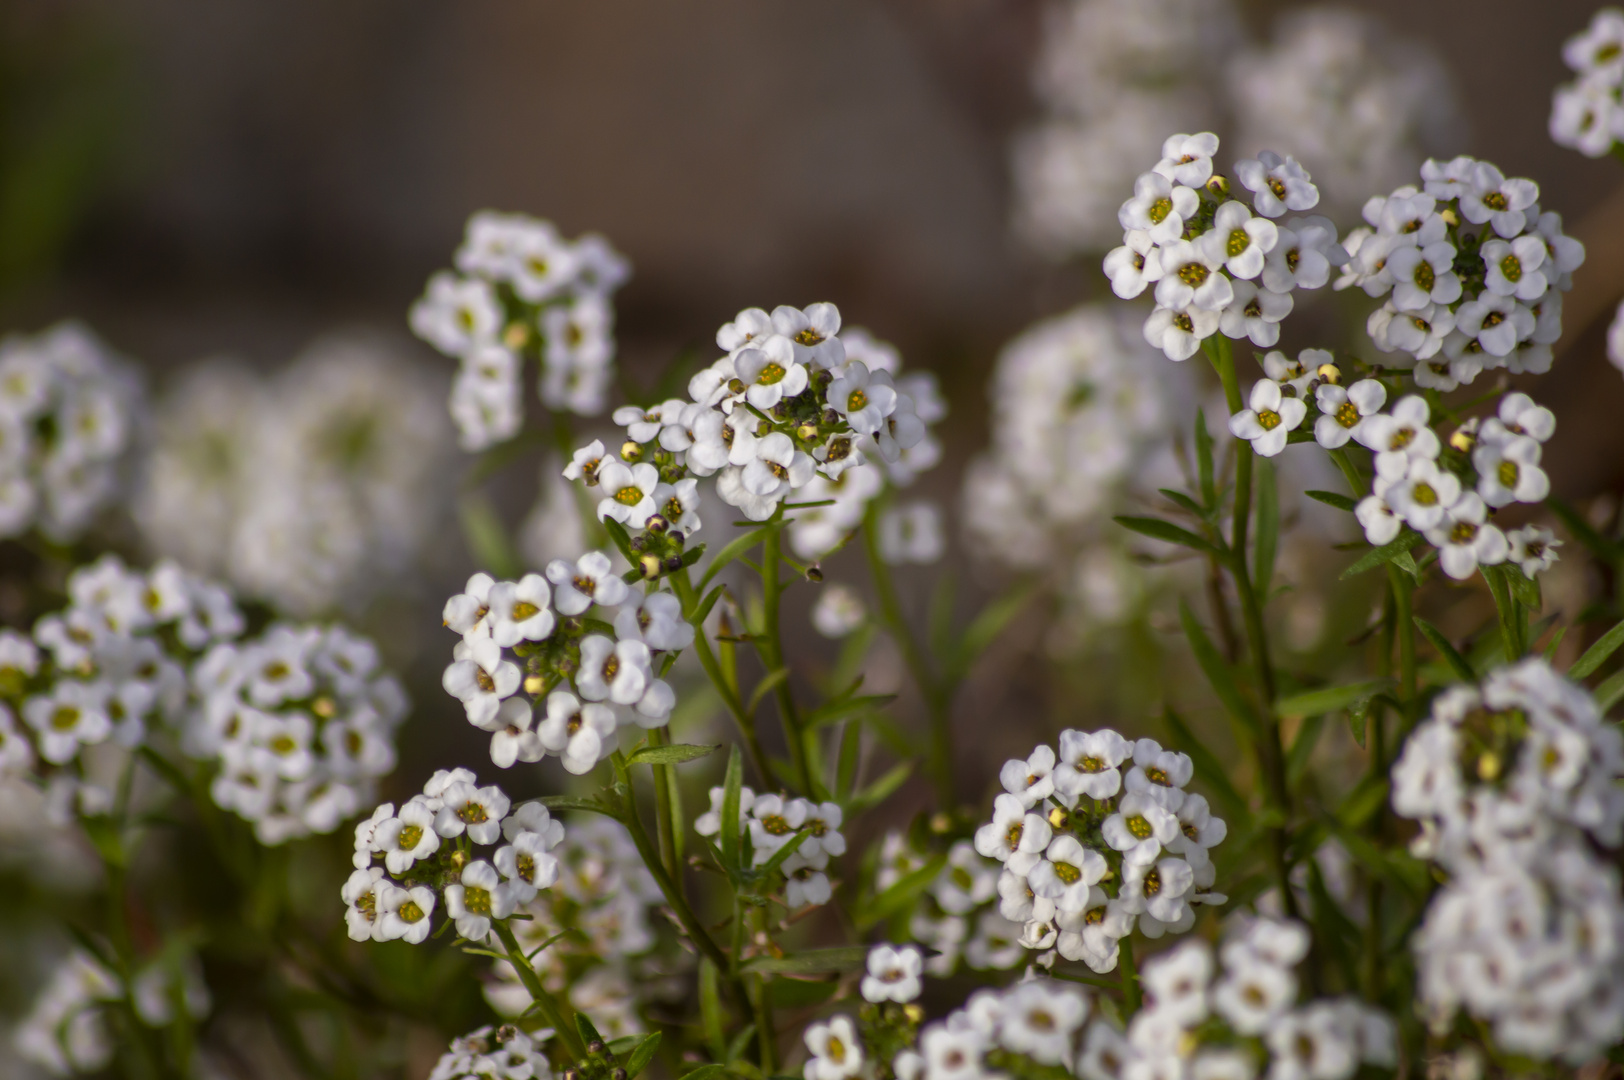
[1155,239,1234,311]
[443,572,496,638]
[376,883,437,944]
[1220,279,1293,347]
[878,501,944,565]
[1119,171,1199,245]
[1387,242,1462,311]
[613,590,694,652]
[545,551,629,615]
[933,840,999,915]
[651,477,702,535]
[827,361,897,438]
[1054,728,1132,801]
[1264,1004,1356,1080]
[1119,857,1195,924]
[1377,302,1455,361]
[974,792,1053,874]
[23,682,111,765]
[576,635,651,705]
[861,945,924,1004]
[444,860,514,942]
[743,432,815,499]
[811,584,866,638]
[1551,77,1621,157]
[441,635,520,728]
[1140,939,1213,1025]
[1211,200,1279,280]
[804,1016,866,1080]
[773,303,846,369]
[748,793,809,863]
[537,691,617,774]
[1473,436,1548,508]
[494,831,561,903]
[485,575,554,647]
[921,1024,986,1080]
[502,800,565,846]
[409,273,501,356]
[378,799,442,874]
[486,696,545,768]
[1563,9,1624,78]
[613,400,682,444]
[735,337,809,412]
[1144,304,1220,361]
[1078,1019,1131,1080]
[1028,834,1107,912]
[594,460,659,528]
[717,464,781,522]
[1155,132,1220,186]
[717,306,775,353]
[1170,794,1228,857]
[1000,744,1057,807]
[1001,980,1089,1065]
[343,866,386,942]
[433,781,511,845]
[1481,236,1549,302]
[1357,395,1440,480]
[1312,379,1385,449]
[0,704,34,775]
[1228,379,1306,458]
[1235,152,1319,218]
[1483,392,1556,444]
[786,854,834,908]
[1386,459,1461,532]
[1103,232,1164,299]
[1453,294,1533,358]
[1102,793,1180,866]
[563,439,607,485]
[1213,953,1296,1034]
[1507,525,1561,577]
[1458,162,1539,238]
[1263,218,1344,295]
[1424,493,1508,581]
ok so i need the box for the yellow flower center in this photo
[1256,409,1282,431]
[1005,821,1024,850]
[1148,197,1172,224]
[458,801,489,824]
[1052,860,1082,885]
[512,601,540,621]
[398,824,423,850]
[399,899,425,923]
[1178,262,1210,287]
[847,389,867,412]
[463,885,492,915]
[1335,402,1360,428]
[1127,814,1154,839]
[761,814,793,836]
[614,485,644,506]
[757,363,787,385]
[1412,483,1438,506]
[1483,191,1508,211]
[50,706,80,731]
[1500,254,1521,283]
[1450,521,1479,544]
[1414,261,1435,292]
[1498,461,1519,488]
[1227,229,1251,258]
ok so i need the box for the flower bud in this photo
[613,1071,629,1080]
[496,1025,520,1045]
[772,401,789,419]
[588,1040,608,1056]
[1205,174,1230,197]
[1440,207,1459,226]
[502,323,530,349]
[1047,806,1070,830]
[822,408,841,427]
[796,422,819,441]
[630,535,647,551]
[806,566,823,583]
[756,420,772,437]
[646,514,669,535]
[640,554,663,579]
[663,555,685,573]
[523,674,545,695]
[621,441,643,462]
[727,378,747,396]
[668,529,685,546]
[1316,363,1341,385]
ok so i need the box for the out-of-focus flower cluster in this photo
[1550,8,1624,159]
[973,730,1226,971]
[873,832,1027,978]
[427,1024,554,1080]
[1391,658,1624,1062]
[135,335,454,616]
[0,323,140,542]
[696,784,847,911]
[410,212,631,448]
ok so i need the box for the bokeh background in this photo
[3,0,1624,874]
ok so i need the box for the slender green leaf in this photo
[1340,530,1424,579]
[723,1027,755,1066]
[682,1065,729,1080]
[458,495,521,580]
[741,946,870,975]
[1570,618,1624,679]
[846,759,913,813]
[1391,549,1421,584]
[1305,489,1358,512]
[1254,457,1279,595]
[1544,624,1568,662]
[577,1013,605,1052]
[759,829,811,877]
[856,852,947,930]
[538,795,618,818]
[1179,602,1264,738]
[720,744,743,871]
[1414,617,1476,682]
[927,573,957,667]
[1596,668,1624,712]
[690,584,726,628]
[1548,497,1620,561]
[1506,565,1541,609]
[699,960,725,1060]
[1286,713,1326,790]
[805,694,898,729]
[609,1036,643,1056]
[699,526,770,590]
[1275,679,1394,718]
[1348,699,1369,750]
[1194,410,1216,509]
[601,516,637,565]
[746,668,791,713]
[1115,515,1221,556]
[626,1032,663,1078]
[627,743,719,766]
[1162,706,1249,824]
[1158,489,1208,518]
[956,581,1039,668]
[835,720,861,799]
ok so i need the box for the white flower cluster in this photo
[973,731,1227,972]
[1108,132,1347,359]
[587,305,943,562]
[696,784,847,909]
[488,815,669,1038]
[959,305,1185,641]
[1550,9,1624,158]
[410,212,630,449]
[1227,7,1461,221]
[905,838,1026,977]
[0,322,140,541]
[1011,0,1242,256]
[440,566,682,775]
[1390,657,1624,1061]
[6,556,242,774]
[135,336,454,616]
[1339,157,1584,380]
[189,620,407,844]
[13,949,210,1077]
[348,770,565,946]
[427,1024,552,1080]
[1050,919,1392,1080]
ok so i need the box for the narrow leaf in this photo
[1414,618,1476,682]
[856,852,947,930]
[699,960,725,1060]
[806,694,899,729]
[601,516,637,565]
[1570,618,1624,679]
[576,1013,605,1052]
[627,743,720,766]
[1596,668,1624,712]
[1179,602,1265,738]
[699,526,769,591]
[742,946,870,975]
[1544,624,1567,662]
[626,1032,663,1078]
[682,1065,729,1080]
[956,581,1038,668]
[458,495,521,580]
[759,829,811,877]
[1158,489,1208,518]
[1340,530,1424,579]
[1305,489,1358,512]
[1194,410,1216,509]
[1254,456,1279,596]
[720,744,743,871]
[746,668,791,713]
[1275,679,1394,718]
[1286,712,1326,790]
[846,759,913,813]
[1506,565,1541,609]
[1115,515,1221,556]
[538,795,618,818]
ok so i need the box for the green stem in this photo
[671,570,774,786]
[649,726,680,880]
[492,920,585,1061]
[751,906,777,1073]
[761,520,815,795]
[861,502,954,805]
[1119,935,1141,1015]
[1388,566,1417,716]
